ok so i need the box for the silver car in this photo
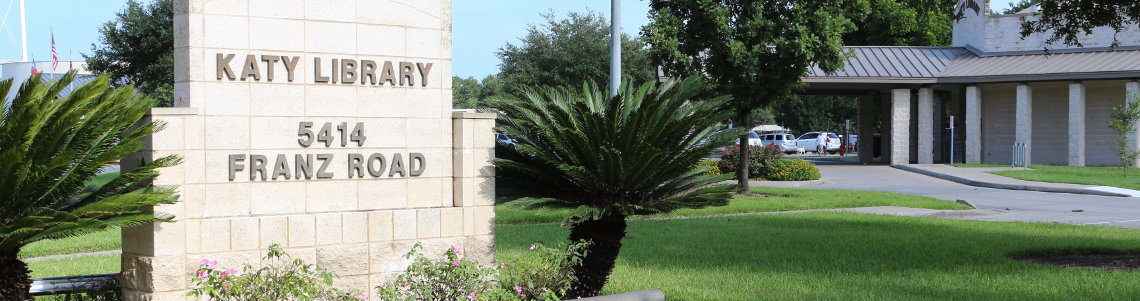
[760,133,799,153]
[796,132,842,154]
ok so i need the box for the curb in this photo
[892,165,1132,198]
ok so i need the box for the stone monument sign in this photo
[121,0,495,299]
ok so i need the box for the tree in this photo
[85,0,174,107]
[497,11,656,95]
[772,96,859,133]
[1108,93,1140,177]
[0,72,180,299]
[452,74,508,109]
[1019,0,1140,47]
[490,77,739,297]
[844,0,957,46]
[644,0,867,194]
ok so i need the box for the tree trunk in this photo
[0,252,32,301]
[566,211,628,298]
[737,109,752,195]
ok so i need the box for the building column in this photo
[1128,81,1140,167]
[917,88,935,164]
[858,94,875,164]
[1016,83,1033,165]
[965,86,982,164]
[1068,82,1086,166]
[891,89,912,165]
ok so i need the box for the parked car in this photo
[796,132,842,154]
[734,131,764,147]
[496,133,516,145]
[760,133,799,153]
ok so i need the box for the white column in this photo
[965,86,982,164]
[891,89,912,165]
[917,88,935,164]
[1128,81,1140,167]
[858,94,875,164]
[1016,83,1033,165]
[1068,82,1086,166]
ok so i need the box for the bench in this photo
[29,274,118,296]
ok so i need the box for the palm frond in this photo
[489,76,739,215]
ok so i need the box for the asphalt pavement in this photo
[806,160,1140,228]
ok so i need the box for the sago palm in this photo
[490,76,741,298]
[0,72,179,300]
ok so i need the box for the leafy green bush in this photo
[764,159,822,181]
[718,145,784,179]
[497,242,588,300]
[696,159,721,176]
[189,244,362,300]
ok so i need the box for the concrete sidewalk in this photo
[894,164,1140,198]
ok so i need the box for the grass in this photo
[497,212,1140,300]
[950,163,1012,168]
[87,172,119,189]
[496,187,970,224]
[27,254,120,278]
[19,229,121,259]
[990,165,1140,190]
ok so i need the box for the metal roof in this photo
[807,47,971,80]
[938,49,1140,83]
[804,46,1140,85]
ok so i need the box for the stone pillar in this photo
[858,94,875,164]
[451,111,498,264]
[891,89,912,165]
[1128,81,1140,167]
[917,87,935,164]
[1068,82,1086,166]
[881,96,892,163]
[1016,84,1033,165]
[965,86,982,164]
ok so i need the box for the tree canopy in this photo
[644,0,867,194]
[85,0,174,107]
[844,0,957,46]
[1020,0,1140,47]
[496,11,656,95]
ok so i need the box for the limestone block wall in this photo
[121,1,497,299]
[1086,81,1126,166]
[1028,82,1067,166]
[981,83,1016,164]
[952,0,1140,52]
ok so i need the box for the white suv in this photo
[796,132,842,154]
[760,133,798,153]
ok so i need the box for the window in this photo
[785,134,795,140]
[799,133,817,140]
[748,132,760,139]
[827,133,839,139]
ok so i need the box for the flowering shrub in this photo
[764,159,821,181]
[695,159,721,176]
[188,244,362,301]
[496,242,588,300]
[375,242,587,301]
[718,145,783,179]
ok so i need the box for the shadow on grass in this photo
[497,212,1140,300]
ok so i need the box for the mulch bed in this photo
[1017,253,1140,270]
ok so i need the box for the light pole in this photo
[609,0,621,97]
[20,0,28,62]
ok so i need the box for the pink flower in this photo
[199,259,218,269]
[403,283,410,289]
[197,270,207,279]
[452,259,462,266]
[521,294,527,298]
[451,245,462,255]
[514,285,523,293]
[499,263,506,269]
[467,291,477,300]
[529,244,536,250]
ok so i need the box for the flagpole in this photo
[20,0,28,62]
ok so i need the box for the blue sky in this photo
[0,0,1019,77]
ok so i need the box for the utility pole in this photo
[20,0,28,62]
[609,0,621,97]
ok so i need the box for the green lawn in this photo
[27,254,119,278]
[990,165,1140,190]
[497,212,1140,300]
[19,229,121,259]
[87,172,120,189]
[497,187,970,224]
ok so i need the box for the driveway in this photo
[807,160,1140,228]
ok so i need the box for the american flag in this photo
[51,31,58,70]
